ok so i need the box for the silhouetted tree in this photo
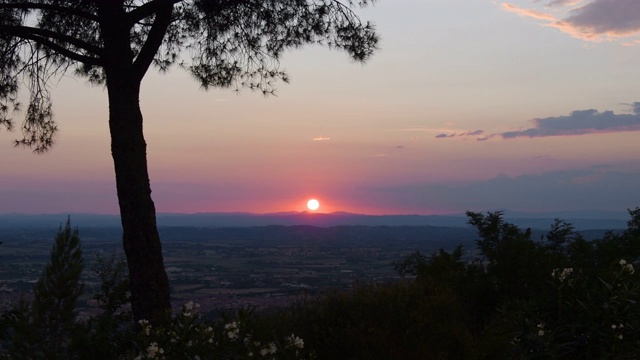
[0,0,378,324]
[393,250,429,277]
[623,207,640,261]
[627,207,640,230]
[466,211,532,265]
[92,252,130,318]
[545,218,575,255]
[6,218,84,358]
[467,211,555,299]
[566,232,594,269]
[35,218,84,350]
[74,253,133,360]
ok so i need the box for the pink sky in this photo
[2,0,640,215]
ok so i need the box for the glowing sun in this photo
[307,199,320,211]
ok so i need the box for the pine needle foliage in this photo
[20,217,84,358]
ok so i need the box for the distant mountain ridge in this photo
[0,210,630,231]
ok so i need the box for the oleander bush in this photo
[125,304,311,360]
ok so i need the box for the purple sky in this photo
[2,0,640,215]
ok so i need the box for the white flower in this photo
[182,301,200,316]
[227,330,239,340]
[552,268,573,281]
[612,323,625,339]
[618,260,636,274]
[146,342,164,359]
[225,321,240,340]
[538,330,545,336]
[626,264,635,275]
[262,342,277,355]
[224,321,239,330]
[286,334,305,349]
[138,319,151,336]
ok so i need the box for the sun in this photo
[307,199,320,211]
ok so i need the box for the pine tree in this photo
[29,217,85,358]
[1,1,378,324]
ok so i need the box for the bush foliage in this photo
[2,209,640,359]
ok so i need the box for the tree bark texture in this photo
[99,3,171,325]
[106,77,171,325]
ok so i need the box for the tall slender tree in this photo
[0,0,378,324]
[9,218,84,358]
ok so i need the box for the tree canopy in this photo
[0,0,379,324]
[0,0,378,152]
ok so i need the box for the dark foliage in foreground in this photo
[2,208,640,359]
[262,207,640,359]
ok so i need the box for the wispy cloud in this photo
[545,0,584,6]
[502,3,556,21]
[435,130,484,139]
[435,102,640,140]
[503,0,640,44]
[395,127,454,133]
[312,136,331,141]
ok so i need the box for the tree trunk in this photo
[96,2,173,325]
[106,76,171,325]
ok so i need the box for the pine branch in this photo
[0,2,98,22]
[130,0,174,81]
[126,0,182,25]
[0,25,103,66]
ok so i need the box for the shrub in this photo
[124,302,313,360]
[503,259,640,359]
[273,281,480,360]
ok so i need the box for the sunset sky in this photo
[2,0,640,215]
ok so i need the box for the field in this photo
[0,225,476,313]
